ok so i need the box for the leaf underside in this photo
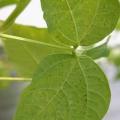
[2,22,110,77]
[2,23,70,77]
[41,0,120,46]
[15,54,110,120]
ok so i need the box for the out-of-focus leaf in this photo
[108,46,120,81]
[109,46,120,66]
[116,69,120,80]
[0,61,11,88]
[1,22,71,77]
[0,61,6,76]
[0,80,10,88]
[0,0,18,8]
[0,0,30,32]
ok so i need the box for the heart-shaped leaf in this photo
[14,54,110,120]
[41,0,120,46]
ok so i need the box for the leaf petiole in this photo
[74,36,110,57]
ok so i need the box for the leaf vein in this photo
[80,0,101,43]
[65,0,79,42]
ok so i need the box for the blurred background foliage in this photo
[0,43,16,88]
[108,46,120,80]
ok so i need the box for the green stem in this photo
[75,36,110,57]
[0,33,73,50]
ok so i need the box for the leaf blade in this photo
[14,54,110,120]
[41,0,120,46]
[84,40,110,59]
[1,22,70,77]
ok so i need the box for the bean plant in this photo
[0,0,120,120]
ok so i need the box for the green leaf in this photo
[116,69,120,80]
[0,0,18,8]
[116,18,120,30]
[84,40,110,59]
[109,47,120,66]
[0,0,30,32]
[41,0,120,46]
[0,61,11,89]
[0,81,10,88]
[14,54,110,120]
[1,22,71,77]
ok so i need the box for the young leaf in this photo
[14,54,110,120]
[1,22,71,77]
[41,0,120,46]
[0,0,30,32]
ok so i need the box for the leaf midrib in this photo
[80,0,101,44]
[65,0,79,43]
[76,57,88,119]
[34,59,76,118]
[77,56,101,119]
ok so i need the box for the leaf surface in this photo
[0,0,30,32]
[0,0,18,8]
[41,0,120,46]
[1,23,71,77]
[116,18,120,30]
[84,41,110,59]
[14,54,110,120]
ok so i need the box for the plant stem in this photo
[0,33,73,50]
[0,77,32,81]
